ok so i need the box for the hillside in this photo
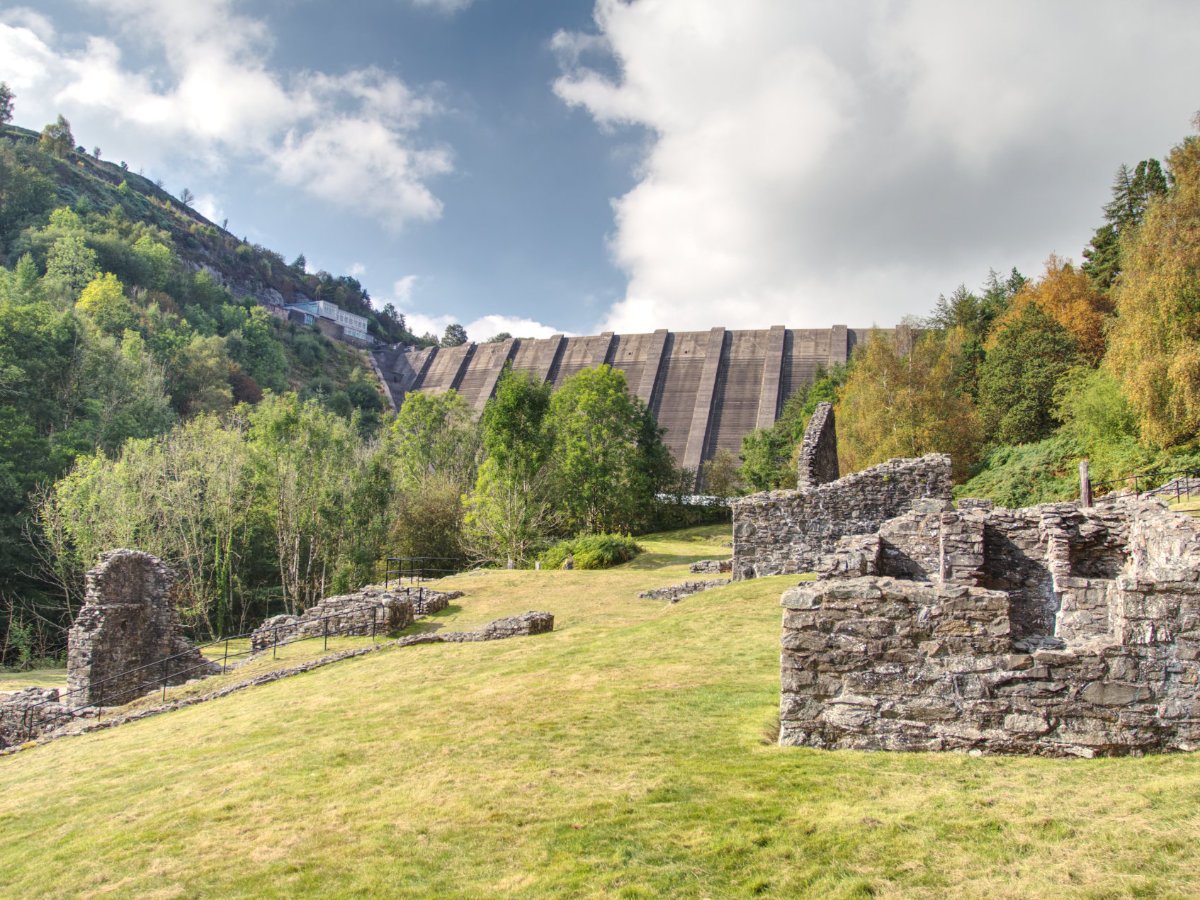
[2,525,1199,897]
[1,123,419,345]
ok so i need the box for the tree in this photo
[1107,128,1200,447]
[76,272,137,336]
[543,365,658,533]
[179,188,195,207]
[486,332,513,343]
[701,449,742,497]
[441,322,468,347]
[837,330,982,480]
[977,304,1080,446]
[386,389,480,489]
[464,367,556,565]
[995,255,1112,362]
[38,115,75,157]
[1083,159,1169,292]
[0,82,13,126]
[43,232,98,301]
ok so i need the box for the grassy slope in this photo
[2,525,1199,897]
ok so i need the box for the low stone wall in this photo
[639,580,729,603]
[0,687,90,749]
[732,454,953,579]
[779,496,1200,757]
[689,559,732,575]
[67,550,218,707]
[779,573,1200,757]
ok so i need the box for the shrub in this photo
[538,534,642,570]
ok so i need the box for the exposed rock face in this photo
[732,453,953,580]
[67,550,217,708]
[639,580,729,603]
[779,496,1200,757]
[796,402,839,491]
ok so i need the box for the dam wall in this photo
[373,325,906,470]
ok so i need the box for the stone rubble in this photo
[689,559,733,575]
[638,580,729,603]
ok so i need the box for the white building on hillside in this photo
[287,300,371,344]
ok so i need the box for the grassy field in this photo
[2,524,1200,897]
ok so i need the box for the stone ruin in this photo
[249,585,464,652]
[767,406,1200,756]
[67,550,217,708]
[638,580,729,603]
[731,402,953,579]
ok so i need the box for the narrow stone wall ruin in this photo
[795,401,839,491]
[779,496,1200,756]
[67,550,217,707]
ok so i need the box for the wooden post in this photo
[1080,459,1092,507]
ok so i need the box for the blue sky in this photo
[4,1,1200,341]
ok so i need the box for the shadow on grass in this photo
[402,604,463,635]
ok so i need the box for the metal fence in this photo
[13,598,393,745]
[384,556,463,587]
[1089,467,1200,504]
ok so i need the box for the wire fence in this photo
[12,595,406,745]
[1089,467,1200,504]
[384,556,464,587]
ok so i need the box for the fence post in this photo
[222,637,229,675]
[161,656,169,702]
[1079,459,1092,508]
[323,615,329,652]
[97,683,103,721]
[371,606,377,643]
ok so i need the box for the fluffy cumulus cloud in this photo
[555,0,1200,331]
[0,1,450,228]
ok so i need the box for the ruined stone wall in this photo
[795,402,839,491]
[731,454,953,579]
[779,498,1200,757]
[67,550,217,707]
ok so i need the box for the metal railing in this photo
[384,556,463,587]
[1089,467,1200,504]
[11,596,401,746]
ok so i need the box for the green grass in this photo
[2,523,1200,897]
[0,667,67,693]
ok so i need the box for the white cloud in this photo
[192,192,224,224]
[387,277,562,340]
[0,3,451,228]
[556,0,1200,331]
[348,262,367,278]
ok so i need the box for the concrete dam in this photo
[372,325,901,471]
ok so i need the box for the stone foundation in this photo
[639,580,729,603]
[689,559,733,575]
[67,550,217,707]
[779,496,1200,757]
[0,687,89,748]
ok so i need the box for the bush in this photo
[538,534,642,570]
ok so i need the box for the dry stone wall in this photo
[795,402,839,491]
[67,550,217,707]
[732,453,953,579]
[249,586,465,652]
[779,497,1200,757]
